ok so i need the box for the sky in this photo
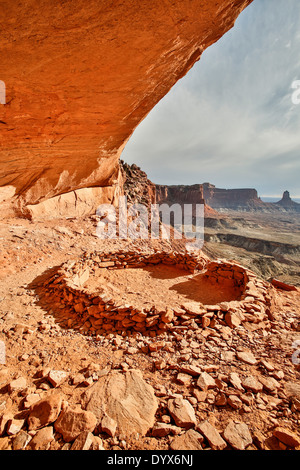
[121,0,300,198]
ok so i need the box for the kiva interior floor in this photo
[84,264,243,311]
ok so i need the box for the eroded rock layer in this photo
[0,0,253,212]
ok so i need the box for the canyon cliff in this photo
[156,183,300,213]
[156,183,266,212]
[0,0,253,217]
[202,183,264,210]
[121,162,218,220]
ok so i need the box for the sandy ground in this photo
[85,264,243,311]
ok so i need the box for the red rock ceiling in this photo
[0,0,253,208]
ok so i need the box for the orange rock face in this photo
[0,0,253,211]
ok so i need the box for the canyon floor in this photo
[203,210,300,288]
[0,213,299,451]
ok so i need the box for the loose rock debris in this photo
[0,218,299,451]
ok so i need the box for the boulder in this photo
[28,426,54,450]
[70,431,95,450]
[27,393,63,431]
[151,422,181,438]
[223,421,252,450]
[170,429,203,450]
[8,377,26,393]
[273,427,300,448]
[197,372,216,391]
[81,369,158,437]
[47,370,68,388]
[54,407,97,442]
[167,397,197,429]
[197,420,227,450]
[236,351,257,365]
[241,376,263,393]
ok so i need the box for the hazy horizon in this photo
[122,0,300,198]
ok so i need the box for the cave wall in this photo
[0,0,253,216]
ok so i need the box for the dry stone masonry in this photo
[40,249,275,337]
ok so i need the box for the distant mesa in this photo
[120,162,218,219]
[121,162,299,215]
[156,182,264,213]
[155,183,218,218]
[156,183,300,213]
[275,191,300,211]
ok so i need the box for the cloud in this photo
[122,0,300,197]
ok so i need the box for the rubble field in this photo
[0,215,299,451]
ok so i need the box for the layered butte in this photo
[0,0,253,216]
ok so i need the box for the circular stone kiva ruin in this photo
[40,250,273,336]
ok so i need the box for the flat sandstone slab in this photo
[81,369,158,438]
